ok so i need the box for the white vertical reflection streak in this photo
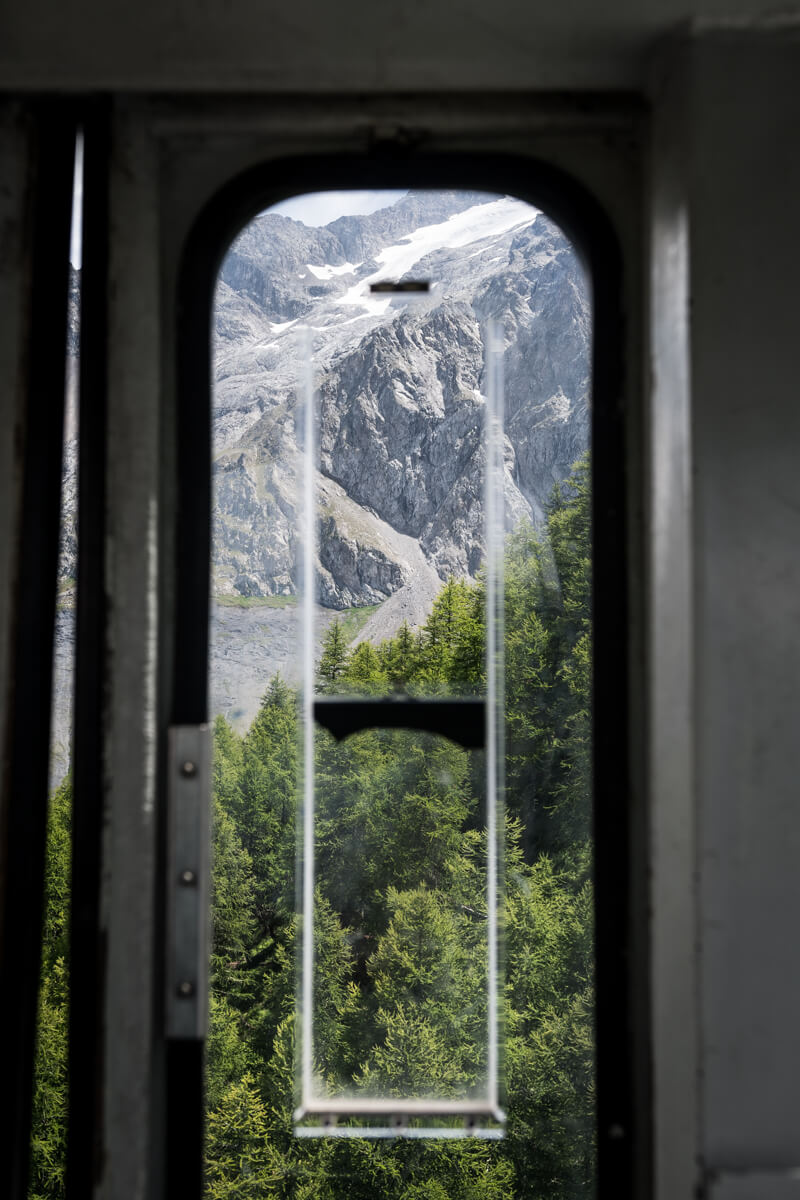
[301,327,316,1105]
[485,319,505,1114]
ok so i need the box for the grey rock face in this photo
[211,190,590,611]
[49,190,591,777]
[59,193,589,609]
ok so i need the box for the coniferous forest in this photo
[30,455,594,1200]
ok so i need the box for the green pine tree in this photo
[318,620,350,693]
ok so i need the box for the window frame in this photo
[0,97,648,1200]
[174,148,643,1196]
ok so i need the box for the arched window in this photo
[173,153,636,1195]
[3,105,643,1200]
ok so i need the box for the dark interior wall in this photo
[0,0,795,91]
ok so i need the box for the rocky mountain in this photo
[211,189,590,636]
[50,190,590,766]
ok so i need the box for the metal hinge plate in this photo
[165,724,211,1039]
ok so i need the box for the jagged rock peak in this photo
[211,189,589,611]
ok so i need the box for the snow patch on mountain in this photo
[339,197,539,316]
[205,190,589,621]
[306,261,360,280]
[49,193,590,761]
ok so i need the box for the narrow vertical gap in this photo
[0,102,77,1200]
[26,126,83,1200]
[67,103,110,1200]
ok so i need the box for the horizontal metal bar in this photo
[296,1126,504,1141]
[313,696,485,748]
[296,1098,505,1120]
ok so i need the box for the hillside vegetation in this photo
[30,456,593,1200]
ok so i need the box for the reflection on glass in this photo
[294,320,505,1137]
[208,189,594,1193]
[310,731,490,1092]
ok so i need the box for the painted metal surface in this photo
[98,105,162,1200]
[648,47,700,1200]
[0,0,796,92]
[165,725,211,1040]
[707,1169,800,1200]
[687,38,800,1173]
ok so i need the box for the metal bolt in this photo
[176,980,195,998]
[181,760,197,778]
[179,868,197,886]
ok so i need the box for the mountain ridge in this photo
[50,190,590,759]
[210,190,589,612]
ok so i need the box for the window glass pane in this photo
[293,317,504,1135]
[209,189,594,1193]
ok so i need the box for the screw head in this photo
[180,760,197,778]
[179,869,197,886]
[176,980,195,998]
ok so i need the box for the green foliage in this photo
[318,619,350,693]
[504,455,592,862]
[206,1073,287,1199]
[211,799,258,998]
[40,778,72,972]
[29,959,68,1200]
[34,456,595,1200]
[345,641,388,694]
[207,996,262,1111]
[216,593,298,609]
[29,780,72,1200]
[201,454,595,1197]
[337,603,383,644]
[413,579,485,693]
[360,885,487,1098]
